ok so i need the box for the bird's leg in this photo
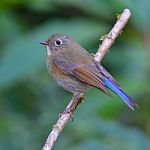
[59,92,84,120]
[66,92,84,112]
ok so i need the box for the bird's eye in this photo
[54,39,62,46]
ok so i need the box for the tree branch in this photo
[42,8,131,150]
[95,9,131,62]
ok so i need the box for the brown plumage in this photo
[41,33,138,110]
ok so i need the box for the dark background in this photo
[0,0,150,150]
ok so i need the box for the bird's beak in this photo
[40,41,48,46]
[40,41,51,56]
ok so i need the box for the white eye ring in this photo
[54,39,63,46]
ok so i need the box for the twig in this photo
[42,92,84,150]
[95,9,131,62]
[42,8,131,150]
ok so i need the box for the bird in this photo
[40,33,138,110]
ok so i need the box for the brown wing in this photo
[54,59,111,96]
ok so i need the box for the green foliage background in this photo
[0,0,150,150]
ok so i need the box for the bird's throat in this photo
[46,46,52,56]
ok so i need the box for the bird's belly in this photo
[57,76,91,93]
[47,64,90,93]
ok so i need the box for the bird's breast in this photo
[46,59,66,80]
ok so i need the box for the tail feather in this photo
[104,78,138,110]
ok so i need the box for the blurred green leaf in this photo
[54,118,150,150]
[0,1,150,150]
[0,18,107,88]
[121,0,150,33]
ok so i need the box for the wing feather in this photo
[54,58,111,95]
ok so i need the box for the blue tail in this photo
[104,78,137,110]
